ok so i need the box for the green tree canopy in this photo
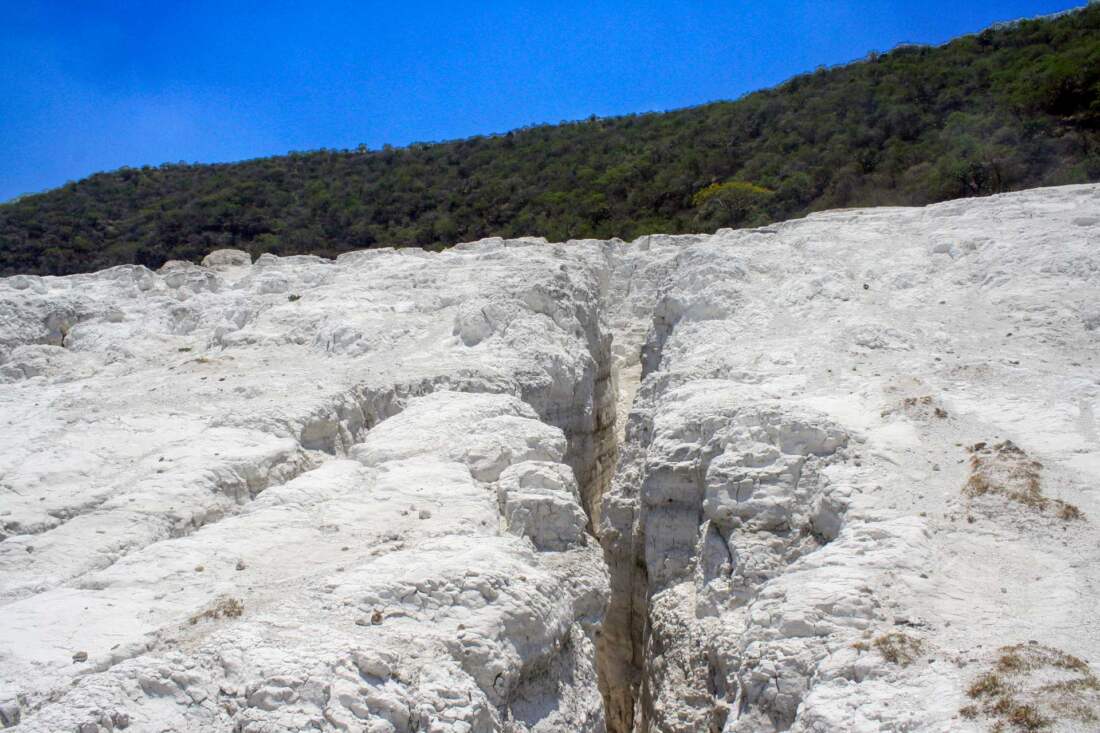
[692,181,775,227]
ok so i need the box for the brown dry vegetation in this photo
[188,597,244,625]
[963,643,1100,732]
[881,394,950,420]
[872,632,924,667]
[964,441,1083,522]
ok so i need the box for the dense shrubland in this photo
[2,5,1098,275]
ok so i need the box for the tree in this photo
[692,181,775,227]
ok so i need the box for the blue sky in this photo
[0,0,1086,202]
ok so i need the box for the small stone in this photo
[235,560,246,571]
[371,610,383,625]
[72,651,88,663]
[418,509,432,520]
[195,565,204,572]
[0,702,21,727]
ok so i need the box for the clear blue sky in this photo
[0,0,1086,202]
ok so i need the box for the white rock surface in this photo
[599,184,1100,733]
[200,249,252,270]
[0,242,614,732]
[1,184,1099,732]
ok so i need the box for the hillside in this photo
[2,186,1099,731]
[2,5,1099,275]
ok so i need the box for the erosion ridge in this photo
[1,184,1099,732]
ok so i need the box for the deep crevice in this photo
[593,305,660,733]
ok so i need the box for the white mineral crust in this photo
[0,185,1098,732]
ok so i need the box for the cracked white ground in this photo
[1,184,1098,732]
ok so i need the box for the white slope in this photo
[0,243,615,732]
[0,184,1097,733]
[599,184,1100,733]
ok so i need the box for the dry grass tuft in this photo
[963,441,1083,522]
[963,643,1100,731]
[882,394,949,420]
[1056,503,1083,521]
[872,631,924,666]
[189,596,243,625]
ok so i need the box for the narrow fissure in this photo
[298,257,664,733]
[593,360,651,733]
[592,327,660,733]
[569,341,620,534]
[578,251,673,733]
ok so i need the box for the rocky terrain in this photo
[1,184,1099,732]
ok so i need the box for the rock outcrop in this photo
[0,241,614,732]
[1,185,1099,731]
[598,184,1100,732]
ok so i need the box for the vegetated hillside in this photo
[2,6,1099,275]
